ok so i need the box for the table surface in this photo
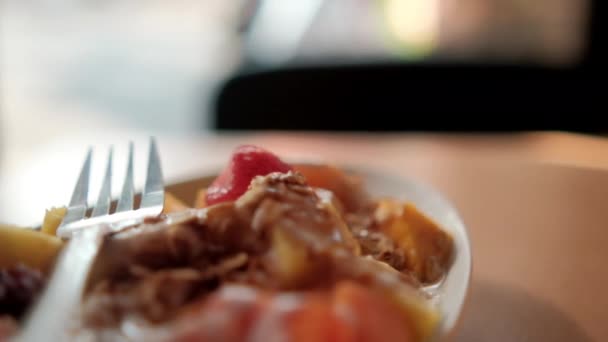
[1,131,607,341]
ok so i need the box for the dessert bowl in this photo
[166,163,472,340]
[2,157,471,341]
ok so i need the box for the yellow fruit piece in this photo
[193,188,207,208]
[375,199,453,283]
[345,256,441,342]
[389,288,441,342]
[316,188,361,256]
[270,228,315,288]
[0,224,64,272]
[163,192,190,214]
[41,206,67,235]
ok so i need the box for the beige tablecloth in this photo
[1,131,607,341]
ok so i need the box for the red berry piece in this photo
[206,145,292,205]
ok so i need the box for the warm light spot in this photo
[383,0,440,55]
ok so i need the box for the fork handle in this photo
[15,226,108,342]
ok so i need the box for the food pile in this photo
[0,145,453,342]
[1,214,65,340]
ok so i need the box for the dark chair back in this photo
[214,1,605,132]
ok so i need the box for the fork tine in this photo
[91,147,113,217]
[140,137,164,209]
[69,148,93,207]
[116,142,134,212]
[61,147,92,225]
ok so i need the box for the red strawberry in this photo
[206,145,293,205]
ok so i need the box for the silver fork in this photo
[16,138,164,342]
[56,138,164,237]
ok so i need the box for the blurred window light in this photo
[244,0,325,66]
[243,0,591,67]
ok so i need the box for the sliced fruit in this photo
[162,192,190,214]
[388,286,441,342]
[206,145,292,205]
[172,282,434,342]
[375,199,453,283]
[0,225,63,273]
[293,164,370,213]
[332,281,415,342]
[346,257,440,342]
[206,145,293,205]
[41,206,67,236]
[266,294,356,342]
[268,228,318,288]
[173,285,269,342]
[193,188,207,208]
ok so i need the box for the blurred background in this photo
[0,0,603,224]
[0,0,599,138]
